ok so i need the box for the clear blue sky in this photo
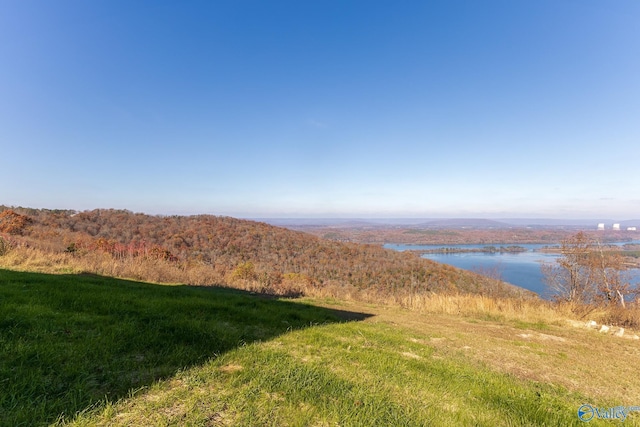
[1,1,639,219]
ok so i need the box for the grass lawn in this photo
[0,269,350,426]
[2,269,639,426]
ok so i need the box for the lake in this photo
[385,243,640,298]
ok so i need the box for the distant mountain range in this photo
[257,218,640,229]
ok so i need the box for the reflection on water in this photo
[385,243,640,298]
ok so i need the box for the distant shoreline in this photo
[407,245,528,255]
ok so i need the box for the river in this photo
[385,243,640,298]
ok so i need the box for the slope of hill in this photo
[0,206,531,299]
[2,269,638,426]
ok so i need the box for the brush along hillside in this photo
[0,207,531,299]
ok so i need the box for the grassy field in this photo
[2,269,640,426]
[0,269,350,426]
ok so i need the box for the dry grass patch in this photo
[309,297,640,405]
[398,293,566,324]
[219,364,243,374]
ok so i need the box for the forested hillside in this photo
[289,223,638,246]
[0,206,531,298]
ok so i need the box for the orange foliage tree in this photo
[0,210,32,234]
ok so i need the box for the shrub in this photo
[232,262,257,281]
[0,236,10,256]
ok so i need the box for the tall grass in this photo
[394,290,640,329]
[397,292,563,322]
[0,246,224,286]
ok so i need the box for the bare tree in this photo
[543,232,633,306]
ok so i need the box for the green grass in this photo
[2,269,638,426]
[514,320,550,330]
[66,321,619,426]
[0,269,350,426]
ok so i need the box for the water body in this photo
[385,243,640,298]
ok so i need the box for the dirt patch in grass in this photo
[219,364,243,374]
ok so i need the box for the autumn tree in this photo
[0,210,32,234]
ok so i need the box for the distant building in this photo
[613,223,621,231]
[597,223,605,230]
[628,227,637,231]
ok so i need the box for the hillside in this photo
[2,269,638,426]
[284,223,639,246]
[0,206,531,299]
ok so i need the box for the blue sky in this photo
[1,1,639,219]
